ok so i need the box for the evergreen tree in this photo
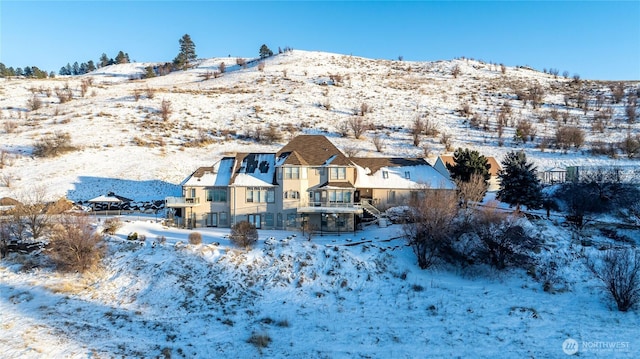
[446,148,491,183]
[86,60,96,72]
[259,44,273,59]
[72,62,80,75]
[99,53,109,67]
[79,62,88,74]
[0,63,6,77]
[23,66,33,77]
[59,66,69,76]
[174,34,196,70]
[115,51,129,64]
[497,150,543,212]
[65,63,72,76]
[15,67,23,77]
[144,66,156,79]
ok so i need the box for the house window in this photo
[283,167,300,179]
[329,167,346,180]
[405,171,411,179]
[189,188,196,198]
[382,171,389,179]
[284,190,300,199]
[246,187,275,203]
[206,188,227,202]
[328,190,352,203]
[336,214,346,228]
[248,214,261,229]
[388,190,396,203]
[219,212,228,226]
[286,213,297,227]
[265,213,274,227]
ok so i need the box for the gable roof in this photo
[351,157,428,174]
[277,135,351,166]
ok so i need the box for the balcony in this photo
[165,196,201,208]
[297,201,363,214]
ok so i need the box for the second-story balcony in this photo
[165,196,201,208]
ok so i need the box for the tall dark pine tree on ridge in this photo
[174,34,197,70]
[497,150,543,212]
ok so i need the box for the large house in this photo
[165,135,454,232]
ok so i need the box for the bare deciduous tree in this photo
[403,188,459,269]
[348,117,368,139]
[230,221,258,248]
[47,214,105,273]
[586,248,640,312]
[160,99,172,121]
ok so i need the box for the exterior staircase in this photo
[360,201,388,226]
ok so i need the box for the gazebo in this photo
[88,192,132,214]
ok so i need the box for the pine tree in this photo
[99,53,109,67]
[86,60,96,72]
[115,51,128,64]
[497,150,543,212]
[446,148,491,183]
[174,34,196,70]
[259,44,273,59]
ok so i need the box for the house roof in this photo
[230,153,277,187]
[351,157,429,174]
[354,159,455,190]
[183,157,235,187]
[277,135,351,166]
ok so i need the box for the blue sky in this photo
[1,1,639,80]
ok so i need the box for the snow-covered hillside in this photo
[0,50,638,202]
[1,217,638,358]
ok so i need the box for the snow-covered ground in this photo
[1,216,638,358]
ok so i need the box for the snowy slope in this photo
[1,218,638,358]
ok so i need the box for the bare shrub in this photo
[102,217,122,235]
[219,62,226,74]
[301,222,318,241]
[586,248,640,312]
[611,83,625,103]
[236,57,247,68]
[132,89,141,101]
[515,119,536,143]
[230,221,258,248]
[257,62,265,72]
[358,102,371,116]
[451,64,461,78]
[411,116,423,146]
[403,188,459,269]
[555,126,584,150]
[337,120,351,138]
[455,173,487,213]
[47,214,105,273]
[13,186,52,240]
[342,144,359,157]
[372,133,385,152]
[33,132,77,157]
[500,63,507,75]
[4,120,18,133]
[348,117,368,139]
[160,99,172,121]
[619,134,640,159]
[247,332,272,353]
[472,206,538,269]
[80,79,91,97]
[27,94,43,111]
[55,88,73,103]
[188,231,203,245]
[145,87,155,99]
[440,133,453,152]
[261,124,282,144]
